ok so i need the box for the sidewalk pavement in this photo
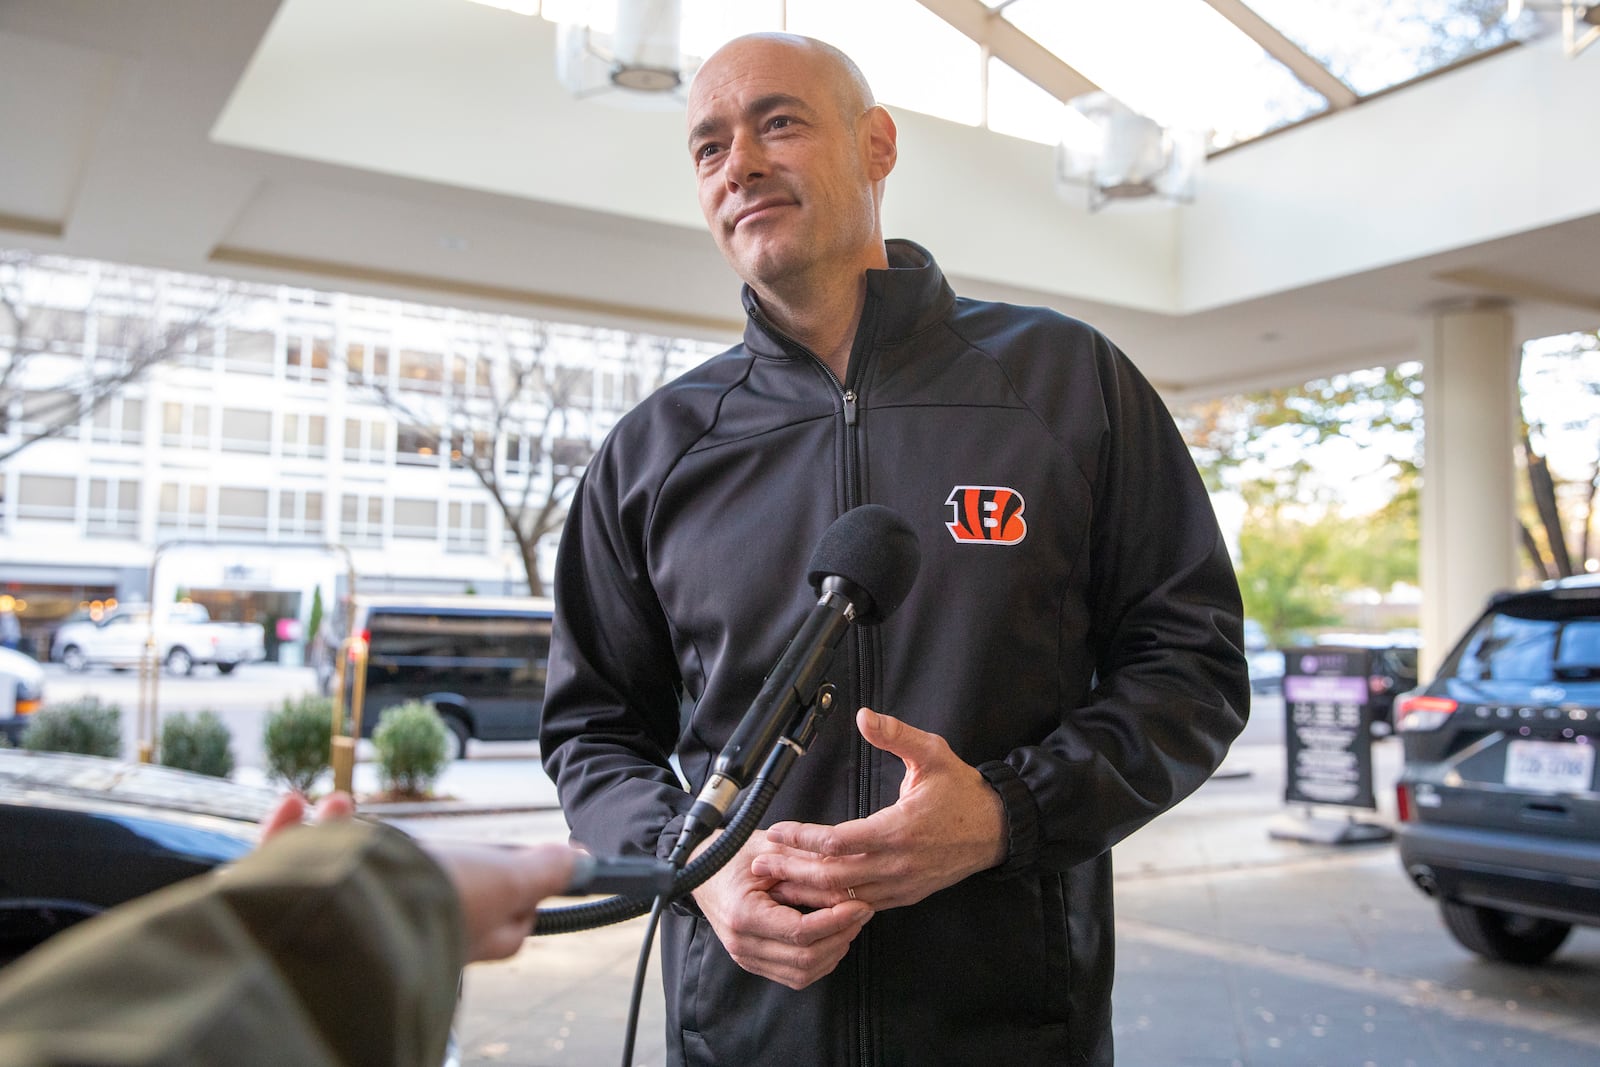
[232,740,564,816]
[253,734,1407,876]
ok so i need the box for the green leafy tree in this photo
[1178,365,1423,637]
[307,586,324,648]
[1517,331,1600,580]
[1234,485,1343,645]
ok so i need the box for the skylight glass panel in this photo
[788,0,985,127]
[985,56,1067,146]
[1246,0,1522,97]
[1001,0,1328,149]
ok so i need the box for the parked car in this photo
[0,647,46,746]
[1247,648,1286,694]
[1394,575,1600,964]
[51,603,266,676]
[344,595,553,760]
[0,749,271,966]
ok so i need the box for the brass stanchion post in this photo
[330,637,367,795]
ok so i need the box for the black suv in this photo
[346,595,553,759]
[1395,576,1600,964]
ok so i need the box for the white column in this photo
[1420,303,1519,678]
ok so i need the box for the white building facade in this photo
[0,255,717,661]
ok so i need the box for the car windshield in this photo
[1452,611,1600,682]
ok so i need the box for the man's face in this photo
[686,39,883,294]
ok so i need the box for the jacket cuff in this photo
[978,760,1041,875]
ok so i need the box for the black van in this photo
[347,595,553,759]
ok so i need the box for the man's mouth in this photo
[731,199,794,230]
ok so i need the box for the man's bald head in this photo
[692,33,875,125]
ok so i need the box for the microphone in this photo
[675,505,921,854]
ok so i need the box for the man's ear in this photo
[863,105,897,183]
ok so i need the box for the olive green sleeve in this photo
[0,819,465,1067]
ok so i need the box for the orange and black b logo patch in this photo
[944,486,1027,545]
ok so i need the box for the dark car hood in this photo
[0,749,280,827]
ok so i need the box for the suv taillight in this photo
[1395,782,1413,823]
[1398,694,1457,732]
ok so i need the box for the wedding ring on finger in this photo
[846,886,858,901]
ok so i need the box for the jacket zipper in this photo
[749,301,877,1067]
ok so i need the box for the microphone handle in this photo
[677,590,852,846]
[714,589,853,786]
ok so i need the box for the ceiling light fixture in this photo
[556,0,697,109]
[1054,93,1205,213]
[1507,0,1600,56]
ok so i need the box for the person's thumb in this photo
[857,707,941,768]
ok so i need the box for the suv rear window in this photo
[1448,607,1600,682]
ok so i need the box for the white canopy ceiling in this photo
[2,0,1597,399]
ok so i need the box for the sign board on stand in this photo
[1271,646,1393,845]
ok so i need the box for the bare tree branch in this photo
[0,250,232,464]
[346,315,686,597]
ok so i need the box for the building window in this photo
[278,489,324,541]
[449,430,493,469]
[396,425,440,467]
[30,308,87,353]
[219,407,272,454]
[340,493,384,547]
[162,402,211,450]
[223,328,275,375]
[87,478,139,538]
[286,335,332,382]
[551,436,591,476]
[504,433,532,476]
[392,497,438,540]
[91,396,144,446]
[552,364,594,408]
[16,391,79,435]
[343,418,387,464]
[217,487,269,536]
[16,474,76,522]
[451,353,493,397]
[397,348,444,392]
[447,500,487,554]
[180,325,217,369]
[281,413,327,460]
[158,482,210,537]
[346,340,390,386]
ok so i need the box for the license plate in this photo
[1504,740,1596,793]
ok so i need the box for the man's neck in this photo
[756,279,866,383]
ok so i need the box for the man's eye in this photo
[695,144,722,162]
[768,116,793,130]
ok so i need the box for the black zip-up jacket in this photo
[542,241,1249,1066]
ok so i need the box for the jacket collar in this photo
[740,239,956,360]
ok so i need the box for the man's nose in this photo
[724,133,767,189]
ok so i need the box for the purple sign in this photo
[1283,645,1377,810]
[1283,674,1369,705]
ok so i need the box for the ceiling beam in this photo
[1201,0,1358,108]
[1434,267,1600,313]
[915,0,1099,104]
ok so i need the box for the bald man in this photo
[542,33,1248,1066]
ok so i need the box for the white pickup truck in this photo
[51,603,267,676]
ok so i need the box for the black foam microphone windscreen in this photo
[805,504,921,625]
